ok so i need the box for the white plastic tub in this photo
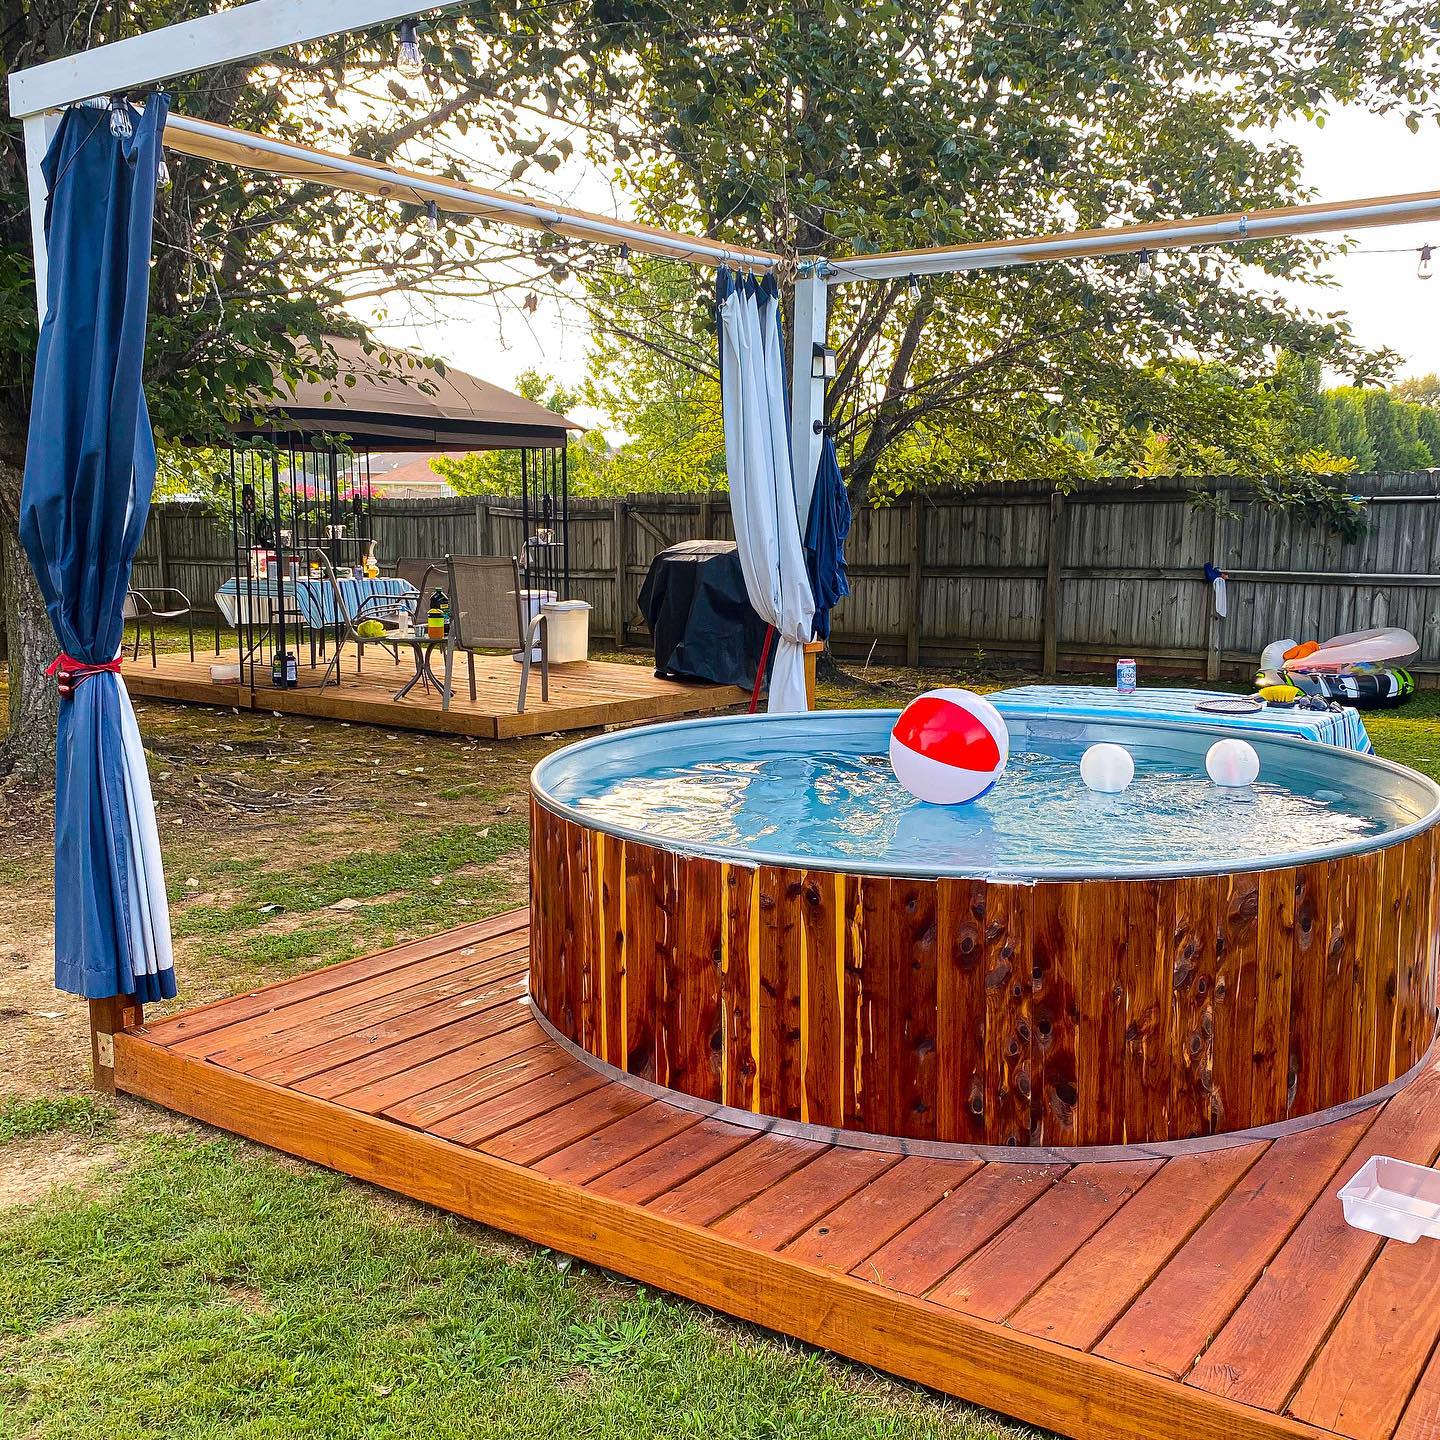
[542,599,592,664]
[210,661,242,683]
[1339,1156,1440,1243]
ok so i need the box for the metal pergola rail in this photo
[11,0,1440,529]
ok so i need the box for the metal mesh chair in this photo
[303,547,409,687]
[393,557,444,621]
[442,554,548,713]
[123,587,196,664]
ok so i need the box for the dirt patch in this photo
[0,1133,121,1209]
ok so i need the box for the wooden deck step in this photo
[127,648,748,741]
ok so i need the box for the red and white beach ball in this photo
[889,689,1010,805]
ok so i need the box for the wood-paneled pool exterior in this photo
[530,800,1440,1148]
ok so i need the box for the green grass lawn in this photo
[0,1126,1033,1440]
[2,641,1437,1439]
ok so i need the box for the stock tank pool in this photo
[529,709,1440,1151]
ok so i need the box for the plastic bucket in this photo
[542,599,592,664]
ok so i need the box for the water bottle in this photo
[1116,657,1137,695]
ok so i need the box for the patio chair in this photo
[441,555,548,713]
[123,587,197,664]
[303,548,413,688]
[394,556,445,621]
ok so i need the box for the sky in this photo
[351,104,1440,426]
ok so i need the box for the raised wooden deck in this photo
[125,648,747,739]
[114,910,1440,1440]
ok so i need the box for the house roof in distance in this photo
[229,335,581,453]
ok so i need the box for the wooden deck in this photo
[124,648,747,739]
[114,910,1440,1440]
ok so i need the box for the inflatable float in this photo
[1257,627,1419,710]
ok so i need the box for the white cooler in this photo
[542,599,592,664]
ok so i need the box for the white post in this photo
[23,112,58,320]
[789,271,828,526]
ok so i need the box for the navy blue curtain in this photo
[803,433,851,640]
[19,97,175,1001]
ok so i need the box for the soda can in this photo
[1116,657,1137,694]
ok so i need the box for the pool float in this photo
[1257,628,1418,710]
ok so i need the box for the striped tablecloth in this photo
[215,576,416,631]
[989,684,1373,754]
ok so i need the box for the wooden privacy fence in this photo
[133,469,1440,685]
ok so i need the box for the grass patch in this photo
[166,821,530,979]
[0,1095,113,1145]
[0,1136,1034,1440]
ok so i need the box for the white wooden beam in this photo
[789,273,828,524]
[22,113,59,319]
[828,191,1440,282]
[8,0,470,118]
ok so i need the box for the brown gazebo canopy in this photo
[230,334,582,452]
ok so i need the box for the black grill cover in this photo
[637,540,773,689]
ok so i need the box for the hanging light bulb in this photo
[1136,248,1153,282]
[423,199,440,236]
[616,241,633,276]
[396,18,423,74]
[108,97,133,139]
[156,156,172,190]
[906,273,921,301]
[1419,245,1434,281]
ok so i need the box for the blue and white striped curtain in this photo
[19,98,176,1003]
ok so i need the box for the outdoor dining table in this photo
[214,574,415,630]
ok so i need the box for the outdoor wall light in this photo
[397,18,423,73]
[812,343,838,380]
[1419,245,1434,281]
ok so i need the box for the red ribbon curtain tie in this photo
[47,653,122,700]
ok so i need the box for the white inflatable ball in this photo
[1079,743,1135,794]
[1206,738,1260,788]
[889,688,1009,805]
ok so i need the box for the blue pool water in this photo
[562,748,1386,873]
[534,710,1440,878]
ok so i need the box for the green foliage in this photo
[0,1094,112,1144]
[1282,355,1440,473]
[564,0,1439,496]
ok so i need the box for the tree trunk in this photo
[0,462,57,781]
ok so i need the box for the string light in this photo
[616,241,633,275]
[396,18,423,74]
[906,273,921,300]
[1136,248,1153,281]
[108,97,133,139]
[1419,245,1434,281]
[423,199,440,235]
[156,156,172,190]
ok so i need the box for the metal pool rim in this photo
[530,707,1440,882]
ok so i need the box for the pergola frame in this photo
[11,0,1440,515]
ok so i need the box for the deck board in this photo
[116,909,1440,1440]
[126,648,747,739]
